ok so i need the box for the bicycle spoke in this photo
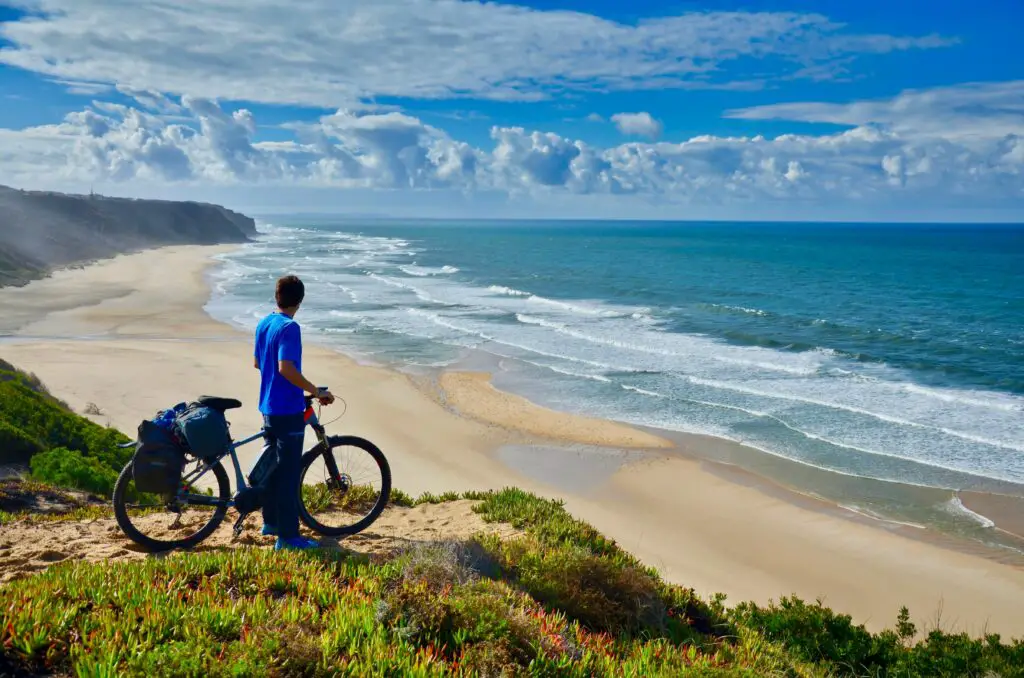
[299,437,389,535]
[114,458,230,551]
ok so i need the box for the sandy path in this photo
[0,500,520,585]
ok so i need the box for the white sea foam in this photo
[942,496,995,528]
[525,294,624,317]
[620,384,664,398]
[515,313,564,329]
[514,358,613,383]
[364,273,460,306]
[902,383,1023,413]
[837,504,927,529]
[488,285,530,296]
[399,264,460,277]
[712,304,770,317]
[684,376,1024,454]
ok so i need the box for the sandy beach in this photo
[4,245,1024,638]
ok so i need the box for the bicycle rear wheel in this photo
[112,458,230,552]
[298,435,391,537]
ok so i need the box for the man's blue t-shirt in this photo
[254,312,305,415]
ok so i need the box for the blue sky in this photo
[0,0,1022,220]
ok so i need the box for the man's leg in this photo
[271,413,306,540]
[259,419,279,531]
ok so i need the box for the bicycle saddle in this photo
[196,396,243,411]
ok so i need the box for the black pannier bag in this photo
[174,402,232,462]
[132,419,186,494]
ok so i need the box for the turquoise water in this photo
[207,220,1024,505]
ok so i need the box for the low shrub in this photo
[0,359,132,496]
[28,447,121,498]
[730,596,1024,677]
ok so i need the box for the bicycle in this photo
[112,389,391,552]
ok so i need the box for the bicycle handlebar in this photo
[304,386,331,406]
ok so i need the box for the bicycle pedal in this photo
[231,515,248,539]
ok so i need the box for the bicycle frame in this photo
[114,392,389,549]
[178,400,332,509]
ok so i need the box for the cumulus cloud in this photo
[0,97,488,191]
[1,94,1020,217]
[0,2,954,106]
[611,112,663,139]
[727,80,1024,143]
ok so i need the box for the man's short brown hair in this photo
[275,275,305,309]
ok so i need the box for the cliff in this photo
[0,184,256,287]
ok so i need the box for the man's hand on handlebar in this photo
[315,386,335,406]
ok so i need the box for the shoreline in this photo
[4,245,1024,637]
[433,371,675,450]
[414,369,1024,561]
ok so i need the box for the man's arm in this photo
[276,323,333,403]
[278,360,320,395]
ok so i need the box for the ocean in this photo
[206,219,1024,550]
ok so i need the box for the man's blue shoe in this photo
[261,524,278,536]
[274,536,320,551]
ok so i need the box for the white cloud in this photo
[727,80,1024,143]
[611,112,663,139]
[1,96,1020,219]
[0,2,954,106]
[116,86,184,115]
[49,79,112,96]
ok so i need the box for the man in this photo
[253,274,335,550]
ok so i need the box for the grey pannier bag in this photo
[173,401,232,462]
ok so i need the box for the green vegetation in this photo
[3,488,1022,677]
[0,358,132,496]
[2,365,1022,675]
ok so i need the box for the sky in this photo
[0,0,1022,221]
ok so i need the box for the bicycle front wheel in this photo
[298,435,391,537]
[112,458,230,552]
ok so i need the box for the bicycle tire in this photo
[297,435,391,537]
[112,459,231,552]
